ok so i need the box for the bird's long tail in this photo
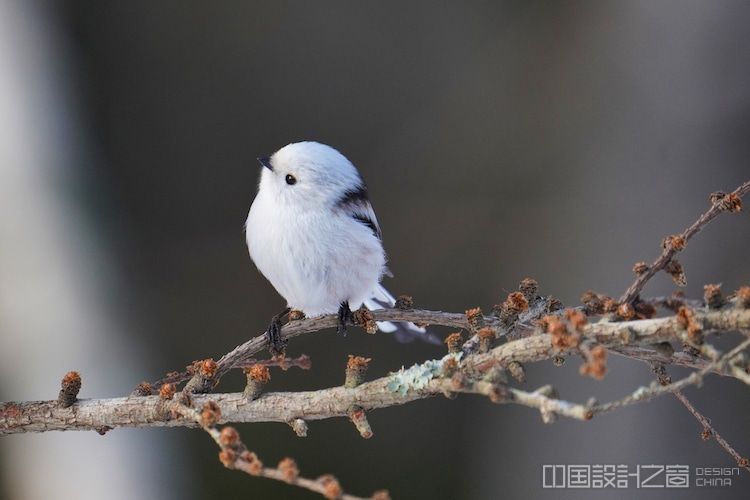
[363,285,442,344]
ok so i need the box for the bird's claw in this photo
[267,308,290,356]
[337,301,353,337]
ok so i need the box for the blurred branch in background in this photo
[1,182,749,497]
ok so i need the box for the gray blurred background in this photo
[1,1,749,499]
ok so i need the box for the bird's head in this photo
[256,141,364,210]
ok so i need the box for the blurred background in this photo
[1,1,749,499]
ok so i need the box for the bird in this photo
[245,141,437,354]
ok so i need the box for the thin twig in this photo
[148,354,312,391]
[619,180,750,305]
[671,390,750,471]
[174,403,375,499]
[611,346,721,374]
[590,337,750,416]
[147,309,474,391]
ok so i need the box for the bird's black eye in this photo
[285,174,297,185]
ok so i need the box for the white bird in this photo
[245,141,436,353]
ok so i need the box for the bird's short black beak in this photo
[257,156,273,171]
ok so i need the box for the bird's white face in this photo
[257,142,363,211]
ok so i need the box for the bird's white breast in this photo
[246,189,386,316]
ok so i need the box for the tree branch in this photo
[3,306,749,435]
[145,308,477,392]
[174,402,379,500]
[2,179,748,496]
[619,180,749,305]
[670,389,750,472]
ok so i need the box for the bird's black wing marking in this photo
[336,185,382,239]
[352,213,380,237]
[337,185,370,207]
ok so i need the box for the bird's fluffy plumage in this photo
[245,141,432,341]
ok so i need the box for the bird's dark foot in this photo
[267,307,291,356]
[337,301,353,337]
